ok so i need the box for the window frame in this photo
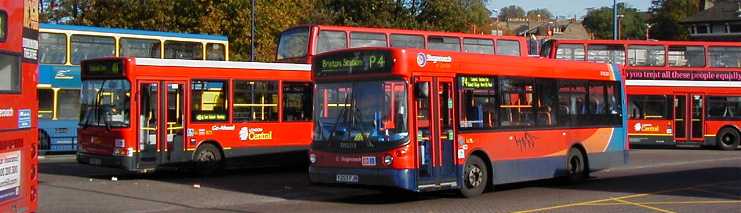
[70,34,116,65]
[281,81,313,122]
[0,11,7,42]
[232,79,280,123]
[190,79,230,123]
[119,37,162,59]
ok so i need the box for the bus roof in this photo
[548,39,741,47]
[313,47,620,82]
[287,24,526,41]
[40,23,228,41]
[134,58,310,71]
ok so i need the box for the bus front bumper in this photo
[308,166,417,191]
[76,152,138,172]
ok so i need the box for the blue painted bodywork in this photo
[41,23,228,41]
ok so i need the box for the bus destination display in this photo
[82,60,123,78]
[314,50,392,77]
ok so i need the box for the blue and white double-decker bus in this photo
[37,23,229,153]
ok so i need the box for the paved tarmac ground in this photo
[39,149,741,213]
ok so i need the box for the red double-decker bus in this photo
[308,47,627,197]
[0,0,39,211]
[276,25,529,63]
[541,39,741,150]
[76,58,312,173]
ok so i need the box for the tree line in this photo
[41,0,494,62]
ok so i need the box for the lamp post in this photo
[645,23,654,40]
[613,0,618,40]
[617,14,624,40]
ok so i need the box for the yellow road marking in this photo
[579,200,741,206]
[613,198,676,213]
[513,180,741,213]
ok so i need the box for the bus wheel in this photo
[460,155,487,198]
[193,143,222,175]
[565,148,588,183]
[716,128,740,151]
[38,130,50,152]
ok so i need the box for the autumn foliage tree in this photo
[40,0,493,62]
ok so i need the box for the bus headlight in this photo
[384,155,393,166]
[309,153,317,164]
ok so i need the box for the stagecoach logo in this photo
[239,127,272,141]
[417,53,453,68]
[416,53,427,67]
[0,108,13,118]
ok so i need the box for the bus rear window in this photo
[206,43,226,61]
[390,34,424,49]
[165,41,203,60]
[71,35,115,65]
[350,32,386,48]
[0,53,19,92]
[496,40,521,56]
[316,30,346,54]
[556,44,585,60]
[668,46,704,67]
[277,27,309,60]
[587,45,625,64]
[628,45,665,66]
[40,32,67,64]
[428,36,460,51]
[120,38,161,59]
[463,38,494,54]
[709,46,741,68]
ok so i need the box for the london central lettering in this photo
[626,70,741,81]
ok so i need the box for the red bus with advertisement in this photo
[76,57,312,173]
[540,39,741,150]
[276,25,529,63]
[0,0,39,211]
[308,47,628,196]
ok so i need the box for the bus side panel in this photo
[187,122,312,156]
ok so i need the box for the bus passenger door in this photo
[162,81,186,163]
[138,82,160,168]
[690,95,704,142]
[673,94,690,143]
[414,77,457,189]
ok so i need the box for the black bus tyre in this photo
[38,129,50,152]
[460,155,487,198]
[716,128,740,151]
[565,148,588,183]
[193,143,222,176]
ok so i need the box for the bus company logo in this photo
[239,127,272,141]
[416,53,427,67]
[336,156,362,163]
[634,123,659,132]
[54,69,74,80]
[0,108,13,118]
[417,53,453,68]
[211,125,235,131]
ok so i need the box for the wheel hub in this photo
[467,165,483,188]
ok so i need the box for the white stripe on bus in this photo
[135,58,312,71]
[626,80,741,87]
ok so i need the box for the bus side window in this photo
[428,36,460,52]
[39,32,67,64]
[463,38,494,54]
[282,82,312,121]
[191,80,229,122]
[496,40,521,56]
[233,80,279,122]
[556,44,585,61]
[206,43,226,61]
[165,40,203,60]
[71,34,115,65]
[120,37,161,59]
[557,80,588,127]
[316,30,346,54]
[390,34,424,49]
[458,76,497,129]
[350,32,387,48]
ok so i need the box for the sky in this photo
[488,0,653,18]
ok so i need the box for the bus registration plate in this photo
[336,174,358,183]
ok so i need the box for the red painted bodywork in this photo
[277,25,530,64]
[312,47,624,172]
[0,0,39,212]
[77,58,312,167]
[545,39,741,145]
